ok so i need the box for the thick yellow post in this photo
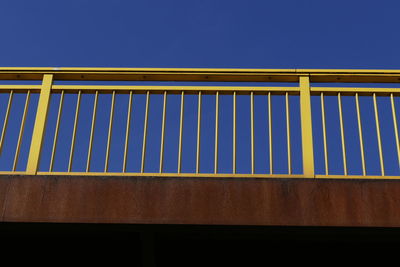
[26,74,53,174]
[299,76,315,177]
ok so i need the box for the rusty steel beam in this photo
[1,175,400,227]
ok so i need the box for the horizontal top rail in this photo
[1,67,400,83]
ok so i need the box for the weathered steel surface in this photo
[1,175,400,226]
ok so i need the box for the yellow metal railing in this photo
[1,68,400,179]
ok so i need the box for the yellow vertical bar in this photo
[49,90,64,172]
[233,91,236,174]
[177,91,184,173]
[355,93,366,176]
[0,90,13,154]
[391,93,400,169]
[12,91,31,171]
[214,92,219,174]
[86,91,98,172]
[26,74,53,175]
[373,93,385,176]
[250,91,255,174]
[68,90,81,172]
[104,90,115,172]
[123,91,133,173]
[141,91,150,173]
[286,92,292,174]
[338,92,347,176]
[159,91,167,173]
[196,91,202,174]
[268,92,273,174]
[320,93,329,175]
[299,76,314,177]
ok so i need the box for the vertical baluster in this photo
[104,90,115,172]
[321,93,329,175]
[123,91,133,173]
[214,92,219,174]
[159,91,167,173]
[196,91,202,174]
[177,91,184,173]
[338,92,347,175]
[286,92,292,174]
[233,91,237,174]
[355,93,366,176]
[141,91,150,173]
[86,91,98,172]
[49,90,64,172]
[13,91,31,171]
[268,92,273,174]
[373,93,385,176]
[250,91,255,174]
[68,90,81,172]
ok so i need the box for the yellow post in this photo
[299,76,315,177]
[26,74,53,174]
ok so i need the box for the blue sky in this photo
[1,0,399,68]
[0,0,399,175]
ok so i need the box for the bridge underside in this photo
[0,175,399,227]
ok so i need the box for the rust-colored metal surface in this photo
[1,175,400,227]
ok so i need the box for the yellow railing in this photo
[1,68,400,179]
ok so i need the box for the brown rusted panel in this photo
[0,178,11,220]
[1,175,400,227]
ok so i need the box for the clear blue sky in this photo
[0,0,399,175]
[1,0,399,69]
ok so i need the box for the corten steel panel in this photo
[0,175,400,227]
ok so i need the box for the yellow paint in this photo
[26,74,53,174]
[299,76,315,177]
